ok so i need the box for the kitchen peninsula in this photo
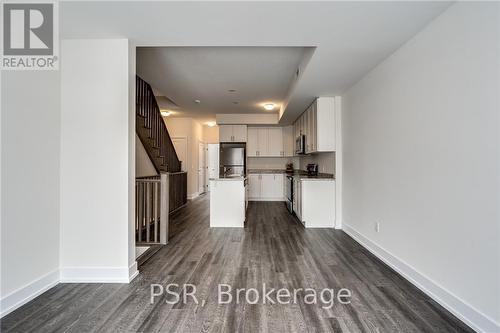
[209,177,247,227]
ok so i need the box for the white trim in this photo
[248,198,285,202]
[128,262,139,282]
[188,192,199,200]
[343,224,500,333]
[60,266,133,283]
[0,269,59,318]
[334,96,342,229]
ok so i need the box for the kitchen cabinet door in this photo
[219,125,233,142]
[272,174,284,199]
[282,126,294,157]
[267,128,283,156]
[260,174,275,199]
[247,128,259,157]
[256,128,268,156]
[232,125,247,142]
[248,174,261,199]
[310,101,317,152]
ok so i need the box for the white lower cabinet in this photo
[247,174,261,198]
[295,179,335,228]
[248,173,284,201]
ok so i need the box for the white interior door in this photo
[172,137,188,172]
[198,142,206,194]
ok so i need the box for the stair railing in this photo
[135,174,169,244]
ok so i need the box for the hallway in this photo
[1,195,472,332]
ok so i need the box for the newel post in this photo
[160,172,169,244]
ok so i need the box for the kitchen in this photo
[210,97,340,229]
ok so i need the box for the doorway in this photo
[207,144,219,191]
[198,142,206,194]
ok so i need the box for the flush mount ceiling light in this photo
[160,110,171,117]
[194,99,201,104]
[264,103,275,111]
[228,89,237,92]
[233,101,239,104]
[207,121,216,127]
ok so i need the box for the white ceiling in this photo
[60,1,452,124]
[136,47,309,124]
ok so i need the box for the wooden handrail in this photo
[136,76,182,173]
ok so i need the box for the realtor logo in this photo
[1,1,59,70]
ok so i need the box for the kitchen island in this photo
[209,177,247,227]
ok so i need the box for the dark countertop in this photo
[247,169,335,180]
[247,169,287,174]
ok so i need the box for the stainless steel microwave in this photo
[295,135,305,155]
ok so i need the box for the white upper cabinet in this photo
[266,128,283,157]
[294,97,335,153]
[282,126,294,157]
[232,125,247,142]
[247,127,284,157]
[218,125,247,142]
[219,125,233,142]
[257,128,268,156]
[247,127,259,157]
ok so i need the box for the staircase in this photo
[136,75,181,173]
[135,76,187,246]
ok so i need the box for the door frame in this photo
[198,141,207,194]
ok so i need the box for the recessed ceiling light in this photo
[233,101,239,104]
[194,99,201,104]
[160,110,171,117]
[207,121,216,127]
[228,89,236,92]
[264,103,275,111]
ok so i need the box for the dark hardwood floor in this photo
[1,194,473,332]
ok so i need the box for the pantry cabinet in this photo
[247,173,284,201]
[219,125,247,142]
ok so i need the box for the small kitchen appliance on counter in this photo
[306,163,319,176]
[286,162,294,174]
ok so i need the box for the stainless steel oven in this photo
[285,175,294,214]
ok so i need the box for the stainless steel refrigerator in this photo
[219,143,246,178]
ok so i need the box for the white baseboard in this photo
[0,269,59,318]
[248,198,286,202]
[1,263,140,318]
[187,192,199,200]
[60,266,134,283]
[128,262,139,282]
[343,224,500,333]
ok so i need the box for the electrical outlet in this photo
[375,222,380,233]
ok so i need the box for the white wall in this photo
[342,3,499,332]
[1,71,61,315]
[299,152,335,175]
[60,39,136,282]
[203,125,219,144]
[164,117,204,198]
[135,135,157,177]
